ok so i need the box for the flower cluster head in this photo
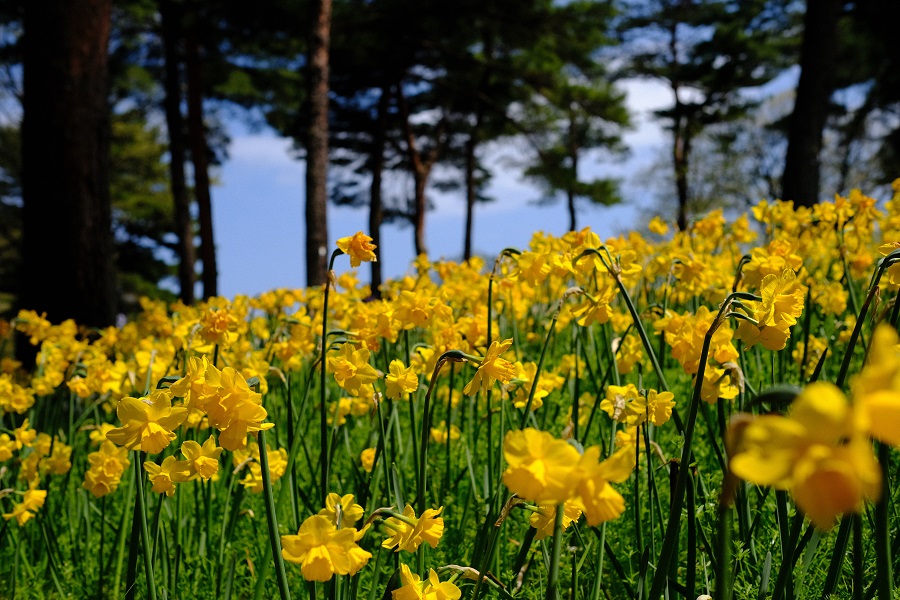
[232,441,287,493]
[381,505,445,553]
[337,231,378,267]
[735,269,806,351]
[392,564,461,600]
[463,338,516,396]
[385,359,418,400]
[2,486,47,526]
[144,456,191,496]
[328,343,380,395]
[502,428,635,526]
[282,495,371,581]
[169,359,274,451]
[106,390,188,454]
[83,441,130,497]
[600,384,674,427]
[529,501,582,540]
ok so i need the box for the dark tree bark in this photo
[159,0,195,305]
[672,106,691,232]
[463,135,477,260]
[20,0,116,327]
[567,114,578,232]
[368,87,388,297]
[305,0,332,287]
[397,85,444,258]
[781,0,842,207]
[185,24,217,300]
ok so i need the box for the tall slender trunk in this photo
[305,0,332,286]
[397,85,443,258]
[673,112,689,231]
[185,25,217,300]
[463,135,477,260]
[368,87,388,297]
[21,0,116,331]
[567,116,578,232]
[668,19,689,232]
[781,0,841,207]
[159,0,195,304]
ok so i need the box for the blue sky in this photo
[213,77,678,298]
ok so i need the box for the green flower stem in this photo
[853,514,863,600]
[259,429,292,600]
[133,454,157,600]
[575,248,669,391]
[545,502,565,600]
[647,294,737,599]
[112,469,135,595]
[443,364,455,501]
[874,443,893,600]
[418,351,465,514]
[98,495,106,596]
[716,501,733,600]
[486,248,522,349]
[319,248,343,505]
[518,307,559,428]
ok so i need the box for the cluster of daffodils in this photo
[502,428,636,529]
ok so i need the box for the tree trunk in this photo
[413,174,427,257]
[781,0,842,207]
[159,0,195,305]
[464,135,477,260]
[397,85,443,258]
[567,122,578,232]
[305,0,332,286]
[673,113,689,231]
[368,87,388,297]
[20,0,116,328]
[185,24,218,300]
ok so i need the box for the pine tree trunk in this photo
[673,114,689,231]
[464,135,477,260]
[186,27,218,300]
[305,0,332,286]
[159,0,195,304]
[413,172,427,257]
[20,0,116,328]
[782,0,841,207]
[368,87,388,298]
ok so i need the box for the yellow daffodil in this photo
[83,441,130,498]
[736,269,806,351]
[328,344,380,395]
[281,514,372,581]
[463,338,516,397]
[2,487,47,526]
[392,564,461,600]
[106,390,188,454]
[502,428,581,504]
[179,436,222,481]
[360,447,376,472]
[529,500,583,540]
[144,455,191,497]
[337,232,378,267]
[385,359,418,399]
[381,505,444,552]
[730,382,880,529]
[319,493,365,528]
[571,445,634,526]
